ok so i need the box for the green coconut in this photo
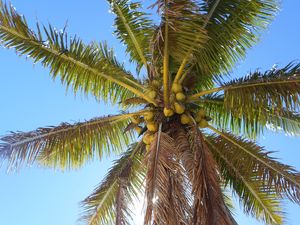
[147,90,157,99]
[152,79,161,88]
[164,108,174,117]
[195,109,206,122]
[180,114,191,124]
[198,108,206,117]
[176,92,186,101]
[198,119,208,128]
[174,102,185,114]
[171,83,183,93]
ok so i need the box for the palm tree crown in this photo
[0,0,300,224]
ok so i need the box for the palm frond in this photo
[0,2,157,105]
[194,0,279,80]
[189,63,300,113]
[205,135,284,225]
[0,113,135,170]
[108,0,154,72]
[201,94,300,139]
[208,127,300,204]
[187,126,233,225]
[80,142,145,225]
[144,127,191,225]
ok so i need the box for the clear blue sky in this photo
[0,1,299,225]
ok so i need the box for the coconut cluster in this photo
[130,111,157,151]
[130,81,210,151]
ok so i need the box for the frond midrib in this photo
[114,2,148,69]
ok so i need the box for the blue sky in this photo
[0,1,299,225]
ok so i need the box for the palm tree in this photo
[0,0,300,224]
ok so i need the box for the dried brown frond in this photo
[144,127,190,225]
[188,126,234,225]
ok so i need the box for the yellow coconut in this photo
[143,133,151,145]
[147,122,158,132]
[131,115,141,124]
[164,108,174,117]
[134,126,143,135]
[171,83,183,93]
[146,144,151,151]
[180,114,191,124]
[174,102,185,114]
[198,119,208,128]
[147,90,157,99]
[176,92,186,101]
[144,111,154,121]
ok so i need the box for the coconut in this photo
[164,108,174,117]
[198,119,208,128]
[171,83,183,93]
[180,114,191,124]
[147,90,157,99]
[174,102,185,114]
[134,126,143,134]
[198,109,206,117]
[144,111,154,121]
[176,92,186,101]
[146,144,151,151]
[195,109,206,122]
[143,133,151,145]
[147,122,158,132]
[131,115,141,124]
[152,80,161,88]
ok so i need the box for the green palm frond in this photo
[0,113,135,170]
[206,135,284,225]
[201,94,300,139]
[0,3,157,105]
[189,63,300,113]
[108,0,154,72]
[80,142,145,225]
[208,127,300,204]
[194,0,279,79]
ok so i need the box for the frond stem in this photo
[163,14,170,107]
[114,2,149,70]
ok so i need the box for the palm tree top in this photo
[0,0,300,225]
